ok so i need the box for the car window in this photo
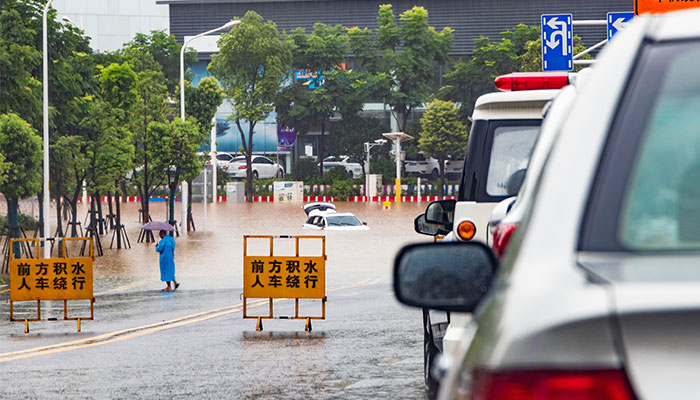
[620,46,700,250]
[324,157,338,163]
[217,154,232,161]
[258,157,273,164]
[326,215,362,226]
[232,157,246,163]
[485,126,539,196]
[347,157,360,164]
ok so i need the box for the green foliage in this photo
[176,77,225,136]
[122,30,197,92]
[291,158,320,182]
[370,157,396,180]
[149,118,206,187]
[0,113,42,199]
[519,36,592,72]
[210,11,292,198]
[0,213,39,236]
[324,166,350,182]
[100,62,138,110]
[348,5,453,131]
[326,179,359,200]
[439,24,539,124]
[329,115,390,161]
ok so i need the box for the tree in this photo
[418,100,467,193]
[276,23,368,174]
[328,115,390,172]
[150,118,205,232]
[122,30,197,92]
[519,35,592,72]
[129,69,170,225]
[0,114,42,242]
[209,11,292,200]
[348,5,453,132]
[175,77,224,231]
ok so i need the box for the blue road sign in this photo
[607,12,634,41]
[541,14,573,71]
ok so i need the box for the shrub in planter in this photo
[326,179,360,200]
[292,158,319,182]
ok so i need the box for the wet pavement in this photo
[0,200,432,399]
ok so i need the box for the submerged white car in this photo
[302,203,369,230]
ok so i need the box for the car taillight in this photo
[472,368,636,400]
[238,165,247,170]
[494,73,569,91]
[492,222,517,258]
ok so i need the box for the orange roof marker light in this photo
[494,72,570,92]
[635,0,700,15]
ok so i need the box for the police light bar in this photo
[494,72,570,91]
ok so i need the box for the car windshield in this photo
[216,154,232,161]
[485,125,539,196]
[620,44,700,250]
[326,215,362,227]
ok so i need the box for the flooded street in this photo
[0,200,431,399]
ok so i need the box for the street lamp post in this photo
[382,132,413,204]
[179,20,240,233]
[42,0,55,258]
[363,139,387,199]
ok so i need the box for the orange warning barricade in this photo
[9,238,95,333]
[242,235,326,331]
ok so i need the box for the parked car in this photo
[443,157,464,180]
[398,10,700,400]
[404,152,441,180]
[320,156,363,179]
[224,155,284,180]
[302,211,369,231]
[303,202,336,216]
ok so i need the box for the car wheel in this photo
[423,309,440,400]
[276,169,284,178]
[253,170,259,180]
[429,169,439,181]
[347,170,353,179]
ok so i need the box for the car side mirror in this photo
[414,214,450,236]
[394,241,498,312]
[425,199,456,227]
[362,221,368,226]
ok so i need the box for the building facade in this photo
[157,0,633,156]
[53,0,169,52]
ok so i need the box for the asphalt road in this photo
[0,201,429,399]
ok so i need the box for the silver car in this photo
[395,10,700,400]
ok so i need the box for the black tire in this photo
[276,169,284,178]
[429,169,439,181]
[348,170,353,179]
[423,309,440,400]
[253,170,259,180]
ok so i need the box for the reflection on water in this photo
[53,201,430,292]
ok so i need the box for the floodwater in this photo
[84,200,429,293]
[1,200,434,399]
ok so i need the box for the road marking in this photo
[0,289,9,294]
[0,281,377,363]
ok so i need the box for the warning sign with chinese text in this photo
[244,256,325,299]
[10,257,93,301]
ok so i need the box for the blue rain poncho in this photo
[156,235,176,282]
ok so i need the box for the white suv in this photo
[320,156,363,179]
[405,152,441,180]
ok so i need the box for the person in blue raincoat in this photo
[156,230,179,291]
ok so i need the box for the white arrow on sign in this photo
[612,18,629,32]
[545,17,568,56]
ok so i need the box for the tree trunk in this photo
[96,192,104,235]
[55,193,63,238]
[7,196,20,258]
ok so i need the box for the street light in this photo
[382,132,413,204]
[179,19,241,232]
[42,0,55,258]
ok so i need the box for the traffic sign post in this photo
[542,14,573,71]
[607,12,634,41]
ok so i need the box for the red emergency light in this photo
[494,73,570,92]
